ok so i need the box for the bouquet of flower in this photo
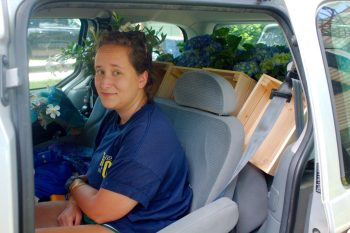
[31,93,60,129]
[30,87,86,133]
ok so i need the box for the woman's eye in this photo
[112,71,121,76]
[95,70,104,76]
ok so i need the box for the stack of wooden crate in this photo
[155,63,256,115]
[153,62,300,176]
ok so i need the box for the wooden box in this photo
[151,61,174,97]
[156,65,256,115]
[237,74,297,175]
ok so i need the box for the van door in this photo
[315,1,350,232]
[0,0,20,232]
[2,0,38,232]
[286,0,350,232]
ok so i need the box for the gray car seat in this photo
[75,97,108,147]
[155,70,244,232]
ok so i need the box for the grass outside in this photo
[29,79,64,89]
[29,58,75,89]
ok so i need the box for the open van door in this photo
[286,0,350,232]
[0,0,20,232]
[1,0,36,232]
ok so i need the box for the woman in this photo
[35,31,193,233]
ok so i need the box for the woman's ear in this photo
[138,71,148,89]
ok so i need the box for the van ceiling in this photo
[32,3,275,27]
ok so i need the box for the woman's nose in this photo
[99,74,113,88]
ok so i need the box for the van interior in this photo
[22,2,315,233]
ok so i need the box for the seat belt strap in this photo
[234,82,291,179]
[211,81,293,202]
[292,78,304,137]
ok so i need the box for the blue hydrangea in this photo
[175,35,222,68]
[168,31,292,81]
[233,61,260,77]
[184,35,213,50]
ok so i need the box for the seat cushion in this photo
[156,98,244,211]
[174,70,237,115]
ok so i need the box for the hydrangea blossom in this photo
[162,28,292,80]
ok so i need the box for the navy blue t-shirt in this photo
[86,101,192,232]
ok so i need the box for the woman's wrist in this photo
[69,178,86,193]
[78,175,88,183]
[65,175,87,193]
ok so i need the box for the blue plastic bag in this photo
[34,143,93,199]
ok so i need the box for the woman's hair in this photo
[96,31,154,99]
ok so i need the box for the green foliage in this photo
[55,31,96,76]
[54,12,167,77]
[211,28,242,69]
[169,26,292,80]
[156,53,174,62]
[110,11,123,31]
[144,26,167,54]
[228,24,264,45]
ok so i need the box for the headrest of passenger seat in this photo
[174,70,236,115]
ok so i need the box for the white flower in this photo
[30,95,40,107]
[119,22,132,32]
[46,104,61,119]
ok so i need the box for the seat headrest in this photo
[174,70,236,115]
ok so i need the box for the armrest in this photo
[158,197,238,233]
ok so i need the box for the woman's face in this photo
[94,44,148,112]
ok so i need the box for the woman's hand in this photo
[57,198,82,226]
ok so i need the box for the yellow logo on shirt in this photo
[98,152,112,178]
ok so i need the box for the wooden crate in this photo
[151,61,174,97]
[237,74,297,175]
[156,65,256,115]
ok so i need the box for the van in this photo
[1,0,350,232]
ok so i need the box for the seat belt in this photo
[212,66,303,202]
[293,78,303,136]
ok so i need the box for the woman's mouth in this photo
[101,92,117,97]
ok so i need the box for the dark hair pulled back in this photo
[96,31,154,99]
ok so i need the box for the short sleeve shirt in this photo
[86,101,193,233]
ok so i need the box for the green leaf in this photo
[212,27,230,38]
[226,35,241,51]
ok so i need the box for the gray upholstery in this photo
[155,70,244,216]
[233,164,268,233]
[174,70,237,115]
[156,98,244,211]
[258,144,295,233]
[76,97,108,147]
[158,197,239,233]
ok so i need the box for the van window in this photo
[257,24,287,47]
[317,1,350,185]
[28,18,81,89]
[142,21,184,59]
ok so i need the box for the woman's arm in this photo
[69,180,138,224]
[57,196,82,226]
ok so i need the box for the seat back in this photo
[76,97,108,147]
[155,70,244,211]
